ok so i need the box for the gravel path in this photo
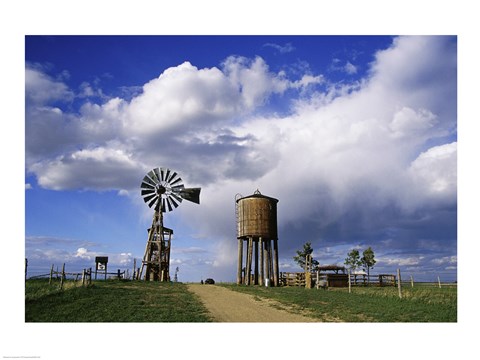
[187,284,317,322]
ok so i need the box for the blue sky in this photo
[24,35,458,282]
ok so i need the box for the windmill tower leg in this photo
[140,209,169,282]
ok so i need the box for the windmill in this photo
[174,267,179,282]
[139,167,200,281]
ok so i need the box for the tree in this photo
[293,242,319,271]
[361,247,376,284]
[344,249,362,273]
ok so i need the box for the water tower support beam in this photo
[269,241,274,284]
[246,237,253,285]
[264,240,270,282]
[254,238,259,285]
[237,238,243,285]
[273,239,279,286]
[259,237,264,286]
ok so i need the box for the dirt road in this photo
[187,284,317,322]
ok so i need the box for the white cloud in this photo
[263,42,295,54]
[75,247,92,260]
[31,146,145,190]
[25,67,74,105]
[431,256,457,265]
[222,56,289,109]
[389,107,438,138]
[381,256,425,266]
[409,142,457,199]
[344,61,357,74]
[127,62,239,136]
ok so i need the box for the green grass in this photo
[25,279,212,322]
[26,279,457,322]
[219,284,457,322]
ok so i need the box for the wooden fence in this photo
[280,272,397,288]
[280,272,306,287]
[47,264,92,289]
[26,261,127,290]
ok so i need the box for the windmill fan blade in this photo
[141,181,155,191]
[167,171,178,183]
[143,192,157,204]
[142,176,157,188]
[147,170,160,184]
[169,195,180,208]
[148,195,159,208]
[141,189,155,196]
[170,176,183,186]
[166,197,173,212]
[170,192,183,204]
[178,187,201,204]
[153,168,162,183]
[164,169,171,184]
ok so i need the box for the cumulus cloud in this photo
[25,67,74,105]
[30,146,145,190]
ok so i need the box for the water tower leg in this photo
[268,240,275,286]
[246,237,253,285]
[237,238,243,285]
[254,238,259,285]
[259,237,264,286]
[273,239,279,286]
[264,240,270,282]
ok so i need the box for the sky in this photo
[24,35,458,282]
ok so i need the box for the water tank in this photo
[236,190,278,239]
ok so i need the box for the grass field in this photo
[25,279,456,322]
[220,283,457,322]
[25,279,212,322]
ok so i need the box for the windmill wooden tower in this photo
[139,167,200,281]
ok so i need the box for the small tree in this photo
[361,247,376,285]
[344,249,362,273]
[293,242,319,271]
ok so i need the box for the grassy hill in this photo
[25,279,212,322]
[220,283,457,322]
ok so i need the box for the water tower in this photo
[236,190,279,286]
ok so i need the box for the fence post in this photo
[60,263,65,290]
[25,258,28,281]
[397,268,402,299]
[410,275,414,288]
[49,264,54,285]
[133,259,136,280]
[438,276,442,289]
[348,270,352,294]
